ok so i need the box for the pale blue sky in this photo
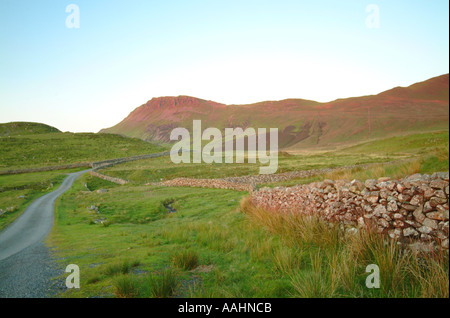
[0,0,448,132]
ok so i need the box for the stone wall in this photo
[162,177,253,192]
[0,162,92,175]
[251,172,449,250]
[89,171,128,185]
[89,151,171,185]
[160,162,395,192]
[92,151,170,170]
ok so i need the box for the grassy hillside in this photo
[100,74,449,150]
[0,122,60,136]
[0,125,168,170]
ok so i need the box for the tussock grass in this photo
[241,197,449,298]
[114,275,140,298]
[141,269,180,298]
[103,259,140,276]
[172,249,200,270]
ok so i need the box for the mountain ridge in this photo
[100,74,449,150]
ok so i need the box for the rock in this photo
[430,179,448,190]
[373,205,387,217]
[413,207,426,223]
[409,195,423,206]
[442,239,449,249]
[429,197,448,207]
[366,195,379,204]
[350,179,365,192]
[434,190,447,199]
[423,201,433,213]
[393,213,404,220]
[423,188,435,200]
[426,211,445,221]
[398,194,411,203]
[96,189,108,194]
[401,204,416,212]
[387,201,399,212]
[379,190,390,200]
[418,226,433,234]
[365,179,378,190]
[423,218,438,230]
[397,183,405,193]
[378,177,391,183]
[407,173,423,181]
[403,227,419,237]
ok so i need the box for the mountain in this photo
[100,74,449,150]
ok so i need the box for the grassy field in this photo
[1,127,448,298]
[0,168,86,231]
[0,122,167,230]
[98,152,392,184]
[43,130,449,298]
[48,169,448,298]
[98,131,449,184]
[0,128,167,170]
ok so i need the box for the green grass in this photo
[48,168,449,298]
[262,149,449,188]
[98,131,448,184]
[0,122,60,136]
[99,152,392,184]
[0,130,167,170]
[336,130,449,156]
[1,128,446,298]
[171,249,200,270]
[0,168,86,231]
[241,197,449,298]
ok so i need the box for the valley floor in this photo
[0,130,448,298]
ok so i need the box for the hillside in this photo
[100,74,449,150]
[0,124,166,170]
[0,122,60,136]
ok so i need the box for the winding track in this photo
[0,169,90,297]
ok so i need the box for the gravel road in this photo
[0,169,90,298]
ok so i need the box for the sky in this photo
[0,0,449,133]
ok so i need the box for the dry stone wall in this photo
[161,162,392,191]
[251,172,449,250]
[0,162,92,175]
[89,171,128,185]
[92,151,170,170]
